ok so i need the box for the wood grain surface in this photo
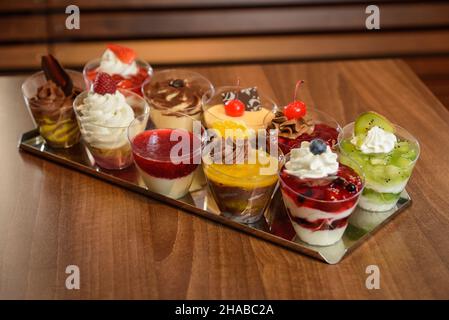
[0,59,448,299]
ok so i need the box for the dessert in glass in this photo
[143,69,213,131]
[128,115,203,199]
[339,111,420,212]
[74,72,149,170]
[279,139,364,246]
[202,120,283,223]
[22,55,82,148]
[265,81,340,155]
[84,44,152,96]
[203,86,277,131]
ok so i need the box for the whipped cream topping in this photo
[98,49,138,77]
[284,141,338,179]
[77,90,135,149]
[352,126,397,154]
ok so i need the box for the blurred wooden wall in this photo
[1,0,449,106]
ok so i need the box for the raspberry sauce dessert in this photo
[129,126,201,199]
[279,139,364,246]
[84,44,152,96]
[266,81,339,155]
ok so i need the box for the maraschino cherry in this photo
[225,79,245,117]
[284,80,306,120]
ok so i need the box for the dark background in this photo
[2,0,449,108]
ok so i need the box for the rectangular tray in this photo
[19,129,411,264]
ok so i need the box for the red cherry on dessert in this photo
[284,101,306,120]
[225,99,245,117]
[93,72,117,95]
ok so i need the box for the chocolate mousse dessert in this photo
[144,69,213,130]
[25,55,82,148]
[203,129,280,223]
[265,81,339,154]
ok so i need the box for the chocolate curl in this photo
[41,54,73,96]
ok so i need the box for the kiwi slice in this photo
[363,188,401,203]
[354,111,394,136]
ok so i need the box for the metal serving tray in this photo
[19,129,411,264]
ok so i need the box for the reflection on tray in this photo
[19,130,412,264]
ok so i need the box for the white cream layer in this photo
[137,165,194,199]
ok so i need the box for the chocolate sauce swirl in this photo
[268,111,314,139]
[146,79,204,117]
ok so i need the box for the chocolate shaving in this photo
[209,137,250,164]
[222,87,261,111]
[268,111,314,139]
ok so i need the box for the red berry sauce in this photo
[131,129,200,179]
[87,66,150,96]
[280,164,363,231]
[277,123,338,155]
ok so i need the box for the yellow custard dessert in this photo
[204,103,273,131]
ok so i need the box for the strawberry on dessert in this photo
[130,128,201,199]
[279,139,364,246]
[267,81,339,155]
[74,72,149,170]
[84,44,152,96]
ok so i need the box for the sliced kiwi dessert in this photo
[362,188,401,204]
[354,111,395,136]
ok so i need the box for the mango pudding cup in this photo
[264,107,341,155]
[73,89,149,170]
[279,149,365,246]
[339,122,420,212]
[128,114,204,199]
[22,70,83,148]
[83,58,152,97]
[202,86,277,131]
[202,135,284,224]
[143,69,214,131]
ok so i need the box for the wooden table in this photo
[1,59,448,299]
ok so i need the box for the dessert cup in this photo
[128,115,203,199]
[83,58,152,96]
[264,107,340,155]
[202,86,277,131]
[339,122,420,212]
[279,152,365,246]
[143,69,214,131]
[202,136,284,224]
[22,69,83,148]
[73,89,149,170]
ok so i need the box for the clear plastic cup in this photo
[73,89,149,170]
[202,135,284,224]
[202,86,277,131]
[143,69,214,131]
[263,107,341,155]
[83,58,152,96]
[279,152,365,246]
[338,122,420,212]
[22,70,83,148]
[128,114,204,199]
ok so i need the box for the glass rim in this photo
[264,107,342,133]
[142,68,214,107]
[279,152,366,204]
[82,57,153,88]
[73,89,150,129]
[21,69,82,94]
[338,121,421,166]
